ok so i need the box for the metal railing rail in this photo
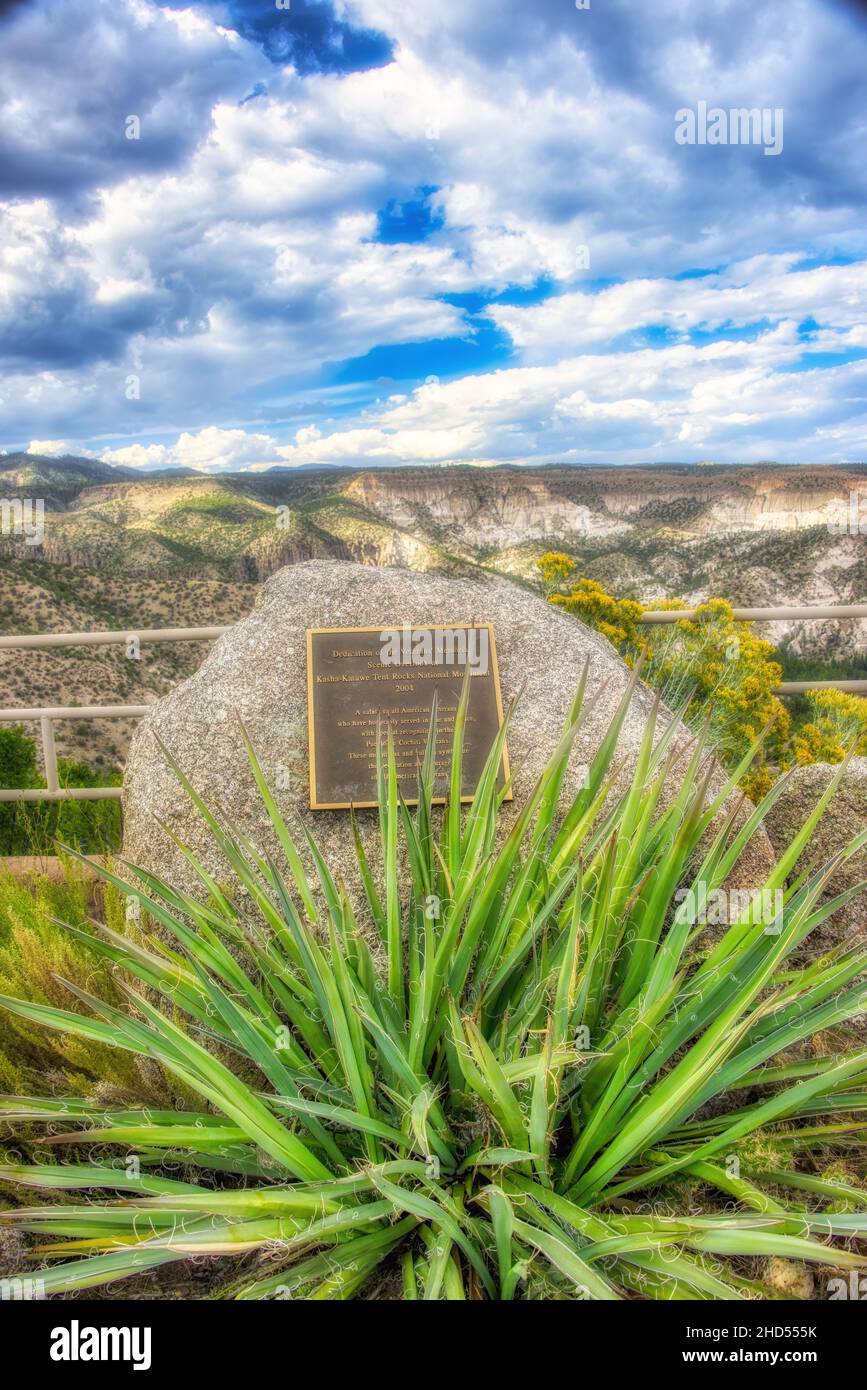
[640,604,867,624]
[638,603,867,696]
[0,705,149,802]
[0,604,864,801]
[0,629,231,802]
[0,626,231,651]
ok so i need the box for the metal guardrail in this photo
[640,604,867,624]
[638,604,867,696]
[0,626,231,651]
[0,605,864,801]
[770,680,867,694]
[0,706,149,803]
[0,628,232,801]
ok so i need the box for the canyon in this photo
[0,455,864,766]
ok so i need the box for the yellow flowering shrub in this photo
[791,690,867,764]
[537,551,578,591]
[549,575,645,651]
[537,557,790,796]
[644,600,790,800]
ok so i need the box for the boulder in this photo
[122,560,773,900]
[763,758,867,951]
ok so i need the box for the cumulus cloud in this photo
[82,314,867,471]
[0,0,265,201]
[271,327,867,466]
[25,438,90,457]
[106,426,284,472]
[488,257,867,358]
[171,426,284,472]
[0,0,865,462]
[101,442,171,470]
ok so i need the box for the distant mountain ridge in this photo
[0,452,140,489]
[0,452,201,495]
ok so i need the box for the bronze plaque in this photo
[306,624,511,809]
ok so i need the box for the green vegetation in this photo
[780,653,867,730]
[167,492,261,519]
[539,558,790,800]
[792,690,867,764]
[0,726,121,856]
[1,682,865,1299]
[0,863,147,1095]
[780,653,867,685]
[538,555,867,800]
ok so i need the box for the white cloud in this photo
[26,438,89,457]
[102,442,171,470]
[489,258,867,358]
[54,300,863,471]
[105,427,289,473]
[272,326,867,467]
[295,425,322,445]
[171,427,284,473]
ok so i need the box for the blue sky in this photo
[0,0,866,470]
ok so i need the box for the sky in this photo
[0,0,866,472]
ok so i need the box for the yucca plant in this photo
[1,666,866,1300]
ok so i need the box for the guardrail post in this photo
[40,715,59,796]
